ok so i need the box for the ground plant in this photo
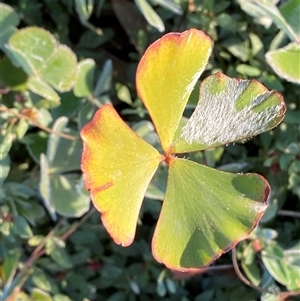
[0,1,299,301]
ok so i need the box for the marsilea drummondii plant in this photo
[81,28,286,271]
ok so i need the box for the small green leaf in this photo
[236,0,273,28]
[48,130,81,174]
[249,33,264,57]
[152,0,182,15]
[285,264,300,290]
[15,118,28,139]
[222,37,250,62]
[0,3,19,32]
[93,59,112,101]
[16,199,45,226]
[74,0,94,22]
[152,158,268,271]
[78,102,96,129]
[75,0,103,34]
[50,246,73,269]
[31,289,53,301]
[0,250,20,286]
[0,155,10,186]
[13,215,33,238]
[4,182,36,199]
[22,132,48,164]
[280,0,300,40]
[27,76,60,106]
[40,153,56,220]
[31,268,58,292]
[242,260,261,286]
[46,117,68,165]
[236,64,261,77]
[77,28,114,49]
[266,42,300,84]
[134,0,165,32]
[262,243,289,286]
[115,82,132,105]
[0,132,14,160]
[28,235,45,247]
[74,59,95,97]
[0,3,19,49]
[50,174,90,217]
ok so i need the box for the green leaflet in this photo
[172,73,285,153]
[153,158,268,270]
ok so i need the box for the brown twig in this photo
[22,218,67,272]
[0,105,77,141]
[6,208,95,301]
[59,207,95,240]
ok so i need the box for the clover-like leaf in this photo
[172,73,286,153]
[136,28,212,152]
[6,27,77,104]
[7,27,77,91]
[152,158,269,270]
[81,28,286,271]
[81,104,163,246]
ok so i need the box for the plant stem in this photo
[0,105,77,141]
[59,207,95,240]
[278,210,300,218]
[4,208,95,301]
[232,246,300,300]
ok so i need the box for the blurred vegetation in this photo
[0,0,299,300]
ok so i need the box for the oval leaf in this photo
[280,0,300,39]
[173,73,286,153]
[266,42,300,84]
[81,104,162,246]
[261,243,289,286]
[136,28,212,153]
[0,3,19,49]
[39,153,56,221]
[134,0,165,32]
[73,58,95,97]
[27,77,60,106]
[152,157,269,271]
[46,116,68,165]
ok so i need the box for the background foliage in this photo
[0,0,299,300]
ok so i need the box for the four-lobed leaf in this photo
[81,28,286,270]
